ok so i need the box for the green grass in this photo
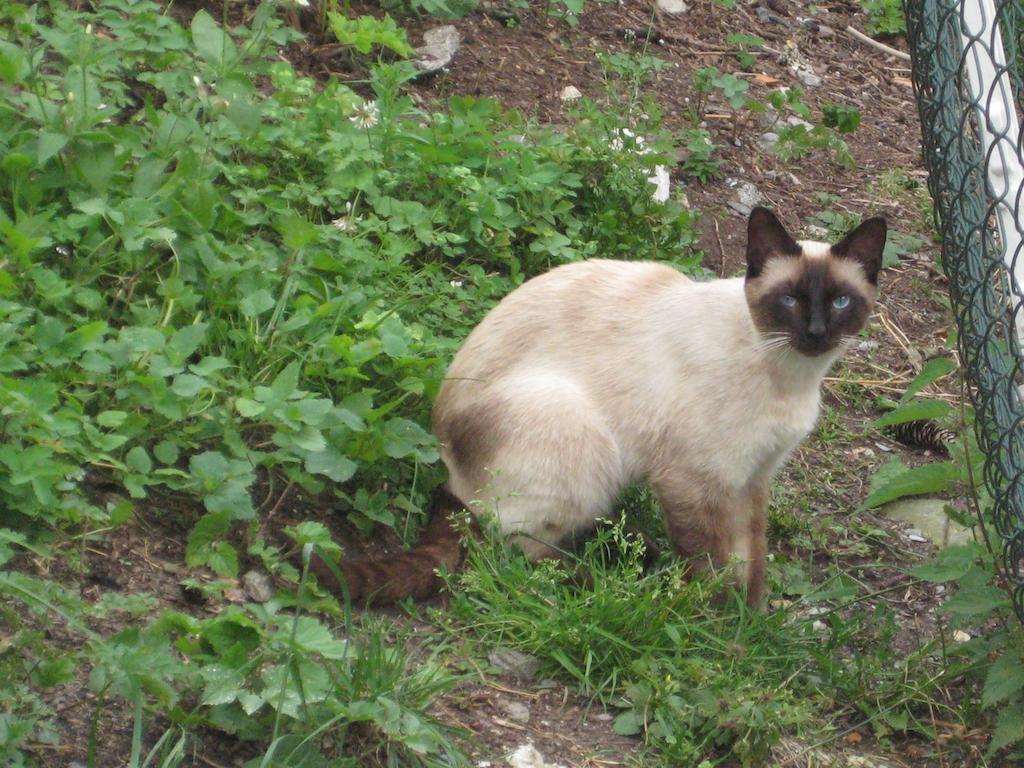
[441,520,960,767]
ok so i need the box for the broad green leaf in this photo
[873,399,951,429]
[269,362,300,402]
[239,289,275,317]
[988,702,1024,756]
[287,521,341,555]
[901,358,956,403]
[235,398,264,418]
[200,664,245,706]
[613,710,643,736]
[982,652,1024,708]
[290,617,349,659]
[191,10,237,69]
[37,131,68,164]
[305,449,357,483]
[97,411,128,428]
[125,446,152,475]
[277,214,318,250]
[171,373,210,397]
[942,573,1007,618]
[153,441,180,465]
[911,542,985,582]
[861,458,960,508]
[169,323,208,359]
[381,417,437,460]
[292,425,326,452]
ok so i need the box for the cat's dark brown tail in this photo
[305,487,479,605]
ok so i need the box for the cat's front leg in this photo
[653,476,768,608]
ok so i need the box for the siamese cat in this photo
[310,207,886,607]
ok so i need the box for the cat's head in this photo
[743,207,886,357]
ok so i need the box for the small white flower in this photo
[349,100,380,129]
[331,202,359,232]
[450,280,464,288]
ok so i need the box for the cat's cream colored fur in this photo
[433,211,884,605]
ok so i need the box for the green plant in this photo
[860,0,906,36]
[328,12,414,57]
[774,124,854,167]
[680,127,721,183]
[545,0,585,26]
[693,66,756,140]
[766,87,812,121]
[822,102,862,133]
[727,33,765,70]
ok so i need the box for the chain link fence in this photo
[905,0,1024,623]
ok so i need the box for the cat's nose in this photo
[808,319,827,338]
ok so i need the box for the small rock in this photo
[812,619,828,632]
[785,115,814,130]
[414,26,461,75]
[953,629,972,642]
[796,68,822,87]
[560,85,582,101]
[507,743,567,768]
[242,570,273,603]
[728,181,762,217]
[593,712,613,721]
[906,528,928,543]
[759,131,779,150]
[817,23,836,37]
[488,647,541,681]
[657,0,688,13]
[755,6,788,24]
[499,699,531,723]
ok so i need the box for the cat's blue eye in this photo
[780,295,797,307]
[832,295,851,309]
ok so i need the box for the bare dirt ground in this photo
[18,0,987,766]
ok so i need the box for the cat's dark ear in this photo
[746,207,801,279]
[831,217,887,285]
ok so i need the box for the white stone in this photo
[414,26,461,74]
[560,85,582,101]
[657,0,688,13]
[499,699,531,723]
[785,115,814,130]
[796,68,822,87]
[507,743,567,768]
